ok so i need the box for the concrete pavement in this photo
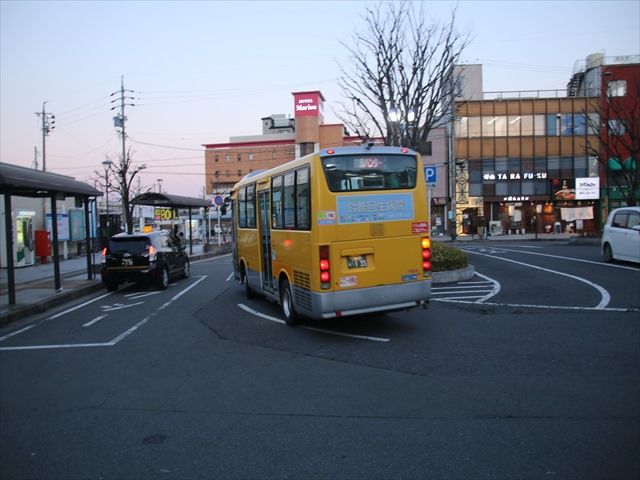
[1,233,597,327]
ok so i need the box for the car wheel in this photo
[106,281,118,292]
[181,259,190,279]
[280,278,298,327]
[241,262,255,299]
[603,242,614,263]
[158,267,169,290]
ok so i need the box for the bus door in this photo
[258,190,274,292]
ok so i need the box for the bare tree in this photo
[586,75,640,206]
[97,148,147,233]
[337,1,470,150]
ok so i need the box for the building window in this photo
[272,151,276,160]
[421,141,432,156]
[237,169,242,177]
[468,117,481,138]
[237,153,242,162]
[607,80,627,97]
[214,154,219,163]
[249,153,254,161]
[225,154,230,162]
[299,142,314,157]
[225,169,230,177]
[608,119,626,136]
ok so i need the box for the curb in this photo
[432,265,475,284]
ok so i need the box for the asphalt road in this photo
[1,242,638,479]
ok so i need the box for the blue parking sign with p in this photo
[424,165,437,185]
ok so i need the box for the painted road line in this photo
[226,272,234,282]
[474,272,501,303]
[102,302,144,312]
[463,250,610,309]
[435,299,638,312]
[0,276,208,352]
[494,247,640,272]
[82,315,107,327]
[125,291,161,300]
[47,291,114,320]
[0,325,36,343]
[237,303,391,342]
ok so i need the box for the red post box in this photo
[35,230,51,264]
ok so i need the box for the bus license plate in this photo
[347,255,368,269]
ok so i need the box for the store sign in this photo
[502,196,530,202]
[483,171,548,181]
[154,208,178,221]
[575,177,600,200]
[552,178,576,201]
[293,92,324,118]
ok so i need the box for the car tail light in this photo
[421,237,431,273]
[101,247,107,264]
[148,245,157,262]
[319,245,331,289]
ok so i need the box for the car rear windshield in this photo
[321,154,417,192]
[108,237,151,254]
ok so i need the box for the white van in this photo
[601,206,640,264]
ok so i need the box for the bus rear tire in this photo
[280,278,298,326]
[241,263,255,299]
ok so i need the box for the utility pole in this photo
[35,102,55,171]
[110,75,136,231]
[110,75,135,171]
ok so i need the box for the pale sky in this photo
[1,0,638,197]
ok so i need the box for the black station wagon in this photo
[101,231,190,291]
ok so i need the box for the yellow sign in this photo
[154,208,177,221]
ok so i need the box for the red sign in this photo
[293,91,323,118]
[412,222,429,233]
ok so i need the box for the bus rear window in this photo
[321,154,417,192]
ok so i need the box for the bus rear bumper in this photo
[302,280,431,320]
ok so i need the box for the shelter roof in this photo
[0,162,101,197]
[131,192,211,208]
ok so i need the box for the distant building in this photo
[568,53,640,213]
[203,91,359,195]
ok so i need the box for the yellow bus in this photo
[231,144,432,325]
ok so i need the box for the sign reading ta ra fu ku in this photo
[293,91,325,119]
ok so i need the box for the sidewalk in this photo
[0,243,231,327]
[1,234,598,327]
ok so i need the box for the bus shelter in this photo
[0,163,102,305]
[131,192,211,255]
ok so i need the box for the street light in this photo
[102,159,112,230]
[101,159,112,246]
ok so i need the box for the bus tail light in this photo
[319,245,331,289]
[101,247,107,264]
[421,237,431,273]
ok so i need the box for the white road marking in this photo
[0,276,208,351]
[102,302,144,312]
[82,315,107,327]
[125,291,161,300]
[47,291,114,320]
[491,247,640,272]
[0,325,35,342]
[463,250,610,309]
[226,272,234,282]
[238,303,391,342]
[435,299,638,312]
[474,272,501,303]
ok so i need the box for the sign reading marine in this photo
[292,91,325,121]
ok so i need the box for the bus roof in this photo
[319,145,417,156]
[231,145,418,191]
